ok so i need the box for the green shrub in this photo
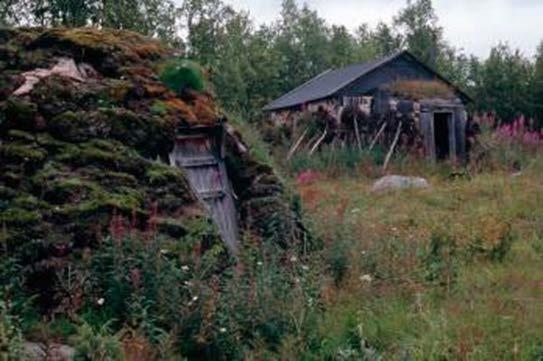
[419,233,459,289]
[159,59,205,94]
[0,300,23,361]
[73,321,123,361]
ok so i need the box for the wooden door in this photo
[170,132,239,254]
[420,112,435,161]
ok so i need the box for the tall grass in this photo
[294,153,543,360]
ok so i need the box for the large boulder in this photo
[372,175,429,192]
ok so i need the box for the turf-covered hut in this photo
[264,50,471,162]
[0,27,305,286]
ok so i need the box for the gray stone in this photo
[22,342,75,361]
[22,342,46,361]
[372,175,429,193]
[48,343,76,361]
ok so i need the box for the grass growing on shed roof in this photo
[388,80,457,100]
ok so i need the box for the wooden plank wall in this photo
[170,130,239,254]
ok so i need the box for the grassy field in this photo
[295,159,543,360]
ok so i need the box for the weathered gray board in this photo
[170,129,239,253]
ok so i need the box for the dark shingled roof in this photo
[263,50,470,111]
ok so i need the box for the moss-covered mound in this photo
[0,28,305,311]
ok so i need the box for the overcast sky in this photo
[223,0,543,59]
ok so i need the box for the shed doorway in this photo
[434,112,452,160]
[170,126,240,254]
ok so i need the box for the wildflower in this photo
[301,265,309,271]
[160,249,169,255]
[257,261,263,267]
[130,268,142,289]
[181,265,190,272]
[290,255,298,263]
[360,274,373,283]
[360,250,367,256]
[351,208,360,214]
[184,281,193,287]
[97,298,105,306]
[219,327,227,333]
[187,296,199,307]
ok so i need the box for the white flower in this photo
[188,295,199,307]
[351,208,360,214]
[290,256,298,263]
[301,265,309,271]
[257,261,263,267]
[360,250,367,256]
[360,274,373,283]
[219,327,227,333]
[181,265,190,272]
[97,298,105,306]
[184,281,193,287]
[160,249,169,255]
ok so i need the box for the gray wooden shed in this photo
[264,50,471,162]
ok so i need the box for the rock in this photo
[21,342,76,361]
[48,343,76,361]
[22,342,47,361]
[372,175,429,193]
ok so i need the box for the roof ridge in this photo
[325,50,407,98]
[263,68,333,110]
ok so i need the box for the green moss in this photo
[0,186,17,201]
[92,171,138,189]
[107,191,143,212]
[150,100,168,115]
[0,143,47,171]
[3,98,38,130]
[0,208,41,226]
[43,177,103,205]
[6,130,35,142]
[146,162,185,186]
[11,195,41,210]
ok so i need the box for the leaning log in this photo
[369,121,387,152]
[309,130,328,156]
[287,128,309,160]
[382,121,402,172]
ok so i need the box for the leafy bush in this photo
[73,321,123,361]
[0,300,23,361]
[159,59,206,94]
[419,232,459,288]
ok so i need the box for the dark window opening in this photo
[434,112,451,160]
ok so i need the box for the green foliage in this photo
[0,300,23,361]
[73,321,123,361]
[159,59,206,94]
[288,146,383,176]
[419,232,458,288]
[470,44,535,122]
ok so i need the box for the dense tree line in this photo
[1,0,542,125]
